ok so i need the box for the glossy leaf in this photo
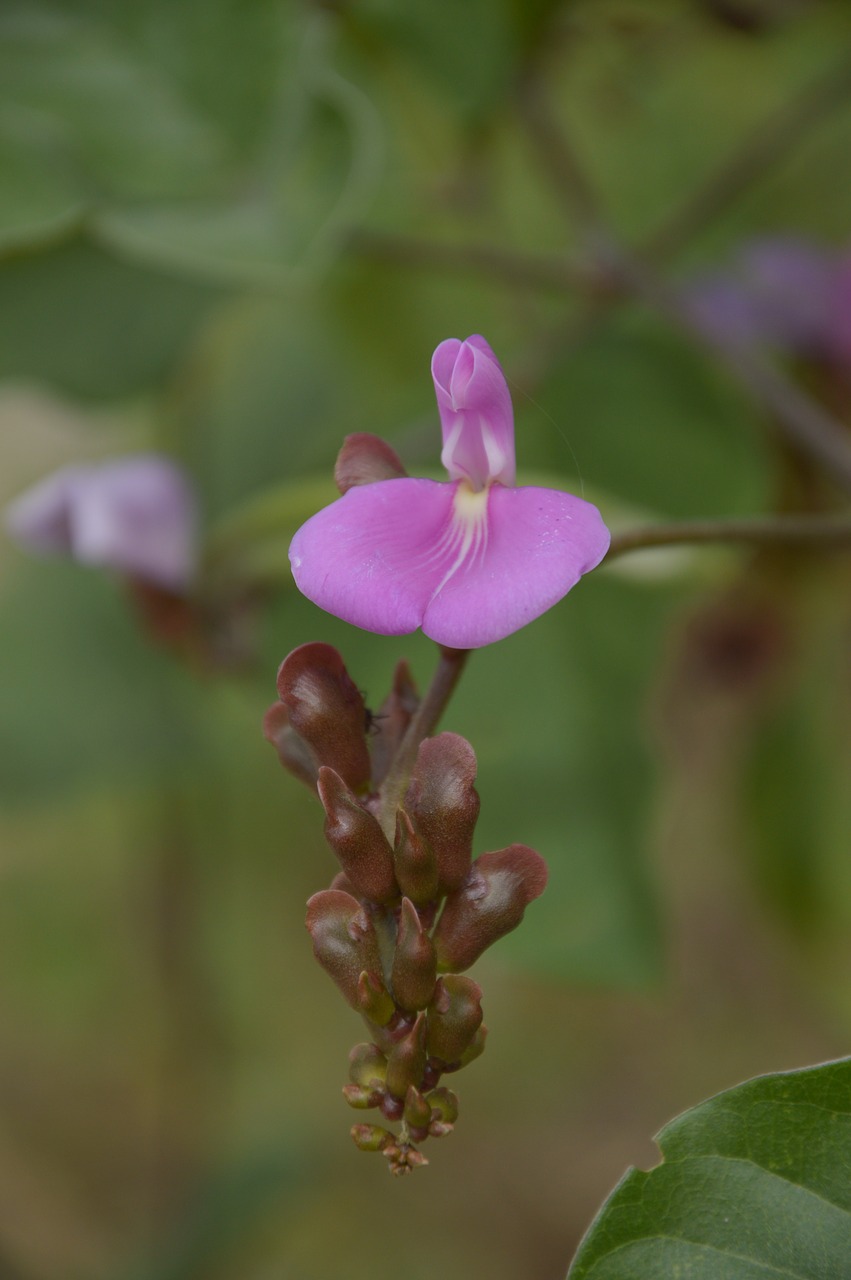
[569,1057,851,1278]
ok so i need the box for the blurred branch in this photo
[346,228,591,294]
[607,512,851,561]
[642,51,851,262]
[515,78,851,495]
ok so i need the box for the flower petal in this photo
[70,456,197,589]
[289,478,457,636]
[422,483,610,648]
[5,466,85,554]
[432,335,515,490]
[290,477,610,648]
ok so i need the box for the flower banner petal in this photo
[422,484,610,648]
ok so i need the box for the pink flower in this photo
[289,336,610,649]
[5,455,197,590]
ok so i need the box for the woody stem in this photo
[378,645,470,839]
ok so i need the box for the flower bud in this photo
[426,975,483,1063]
[342,1084,381,1109]
[262,701,318,789]
[334,433,407,494]
[370,660,419,786]
[458,1025,487,1068]
[275,643,371,793]
[351,1124,393,1152]
[305,890,383,1010]
[434,845,548,972]
[356,970,396,1027]
[385,1011,427,1100]
[5,455,197,590]
[348,1042,388,1089]
[393,809,439,905]
[391,898,437,1012]
[318,767,398,903]
[426,1087,459,1125]
[403,1084,433,1129]
[404,733,480,894]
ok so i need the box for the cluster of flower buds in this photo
[264,642,548,1174]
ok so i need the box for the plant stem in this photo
[378,646,470,839]
[607,513,851,561]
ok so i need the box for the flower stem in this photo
[606,513,851,561]
[378,646,470,839]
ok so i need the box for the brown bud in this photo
[356,970,396,1027]
[370,660,420,786]
[351,1124,393,1152]
[391,898,438,1013]
[385,1011,427,1100]
[262,701,318,789]
[334,433,407,494]
[318,767,398,903]
[393,810,439,905]
[403,1084,433,1129]
[348,1042,388,1089]
[434,845,548,972]
[275,643,371,793]
[404,734,480,894]
[328,870,359,896]
[305,890,383,1009]
[426,975,483,1063]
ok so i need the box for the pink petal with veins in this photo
[289,476,609,649]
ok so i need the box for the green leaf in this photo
[569,1056,851,1279]
[540,313,767,520]
[0,237,222,399]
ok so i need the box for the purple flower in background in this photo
[684,236,841,358]
[5,455,197,591]
[289,336,610,649]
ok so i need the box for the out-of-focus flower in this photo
[289,336,610,649]
[684,236,846,361]
[5,455,197,591]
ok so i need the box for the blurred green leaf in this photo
[568,1056,851,1278]
[341,0,515,121]
[0,563,201,802]
[540,313,768,519]
[123,1146,309,1280]
[443,573,685,985]
[743,566,851,939]
[0,237,222,399]
[0,3,381,279]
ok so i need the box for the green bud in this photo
[351,1124,393,1152]
[342,1084,381,1109]
[356,970,396,1027]
[403,1084,433,1129]
[426,1086,459,1124]
[348,1042,388,1089]
[458,1024,487,1068]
